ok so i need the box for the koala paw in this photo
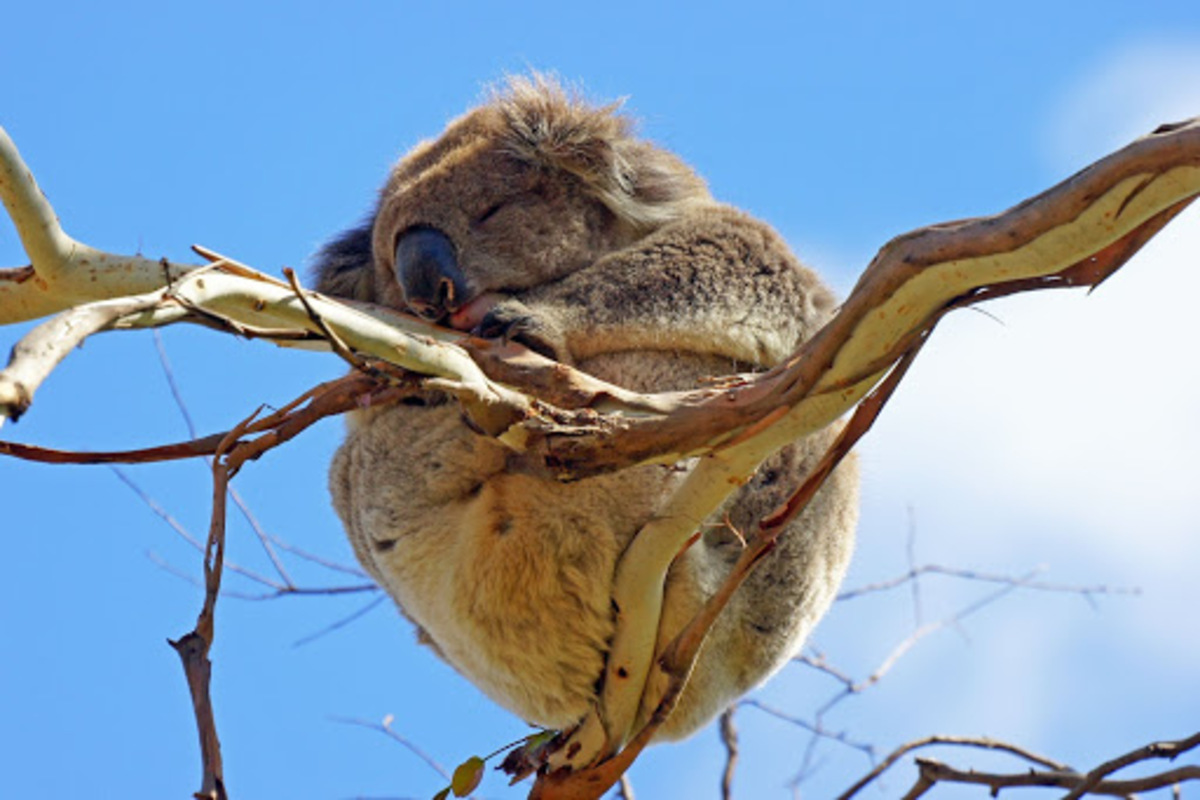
[475,299,570,363]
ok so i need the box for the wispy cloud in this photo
[1044,37,1200,170]
[864,204,1199,565]
[860,41,1200,678]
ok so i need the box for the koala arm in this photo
[506,205,837,369]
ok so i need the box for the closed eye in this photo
[474,203,505,226]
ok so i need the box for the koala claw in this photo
[476,302,566,362]
[447,292,503,331]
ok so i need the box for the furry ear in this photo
[494,74,711,227]
[311,221,376,302]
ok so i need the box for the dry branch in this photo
[719,707,738,800]
[841,731,1200,799]
[2,116,1198,800]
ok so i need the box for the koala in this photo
[313,76,858,741]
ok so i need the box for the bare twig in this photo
[167,412,253,800]
[152,328,296,587]
[0,435,228,464]
[263,532,371,578]
[840,731,1200,799]
[158,372,417,799]
[741,700,874,757]
[121,465,376,600]
[837,564,1139,603]
[291,594,388,647]
[1060,731,1200,800]
[1,374,409,467]
[719,707,738,800]
[836,735,1071,800]
[825,570,1037,712]
[334,715,452,782]
[908,758,1200,798]
[905,508,923,626]
[283,265,373,374]
[774,549,1141,792]
[114,465,288,590]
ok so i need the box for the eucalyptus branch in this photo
[0,127,193,322]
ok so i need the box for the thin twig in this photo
[905,507,923,626]
[0,434,229,464]
[837,564,1138,602]
[719,707,738,800]
[836,735,1072,800]
[284,266,378,375]
[793,647,855,690]
[741,700,874,757]
[264,532,371,578]
[1060,730,1200,800]
[909,757,1199,797]
[167,412,255,800]
[154,329,302,588]
[333,715,451,782]
[113,446,375,599]
[291,594,388,647]
[2,374,409,468]
[159,371,404,800]
[820,570,1039,717]
[114,466,288,590]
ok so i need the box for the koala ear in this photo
[495,73,711,229]
[613,140,711,222]
[311,220,376,302]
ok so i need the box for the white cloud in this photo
[1044,37,1200,170]
[863,203,1200,569]
[856,43,1200,688]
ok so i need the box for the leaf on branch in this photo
[451,756,485,797]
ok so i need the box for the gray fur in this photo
[313,75,858,740]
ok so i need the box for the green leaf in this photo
[451,755,485,796]
[432,788,451,800]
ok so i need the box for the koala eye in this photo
[473,202,505,227]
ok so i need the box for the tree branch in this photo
[840,731,1200,800]
[0,126,193,321]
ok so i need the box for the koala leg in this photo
[329,397,690,729]
[653,431,858,739]
[576,351,859,740]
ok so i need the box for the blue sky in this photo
[2,3,1198,799]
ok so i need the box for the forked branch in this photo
[838,731,1200,799]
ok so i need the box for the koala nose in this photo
[394,226,471,321]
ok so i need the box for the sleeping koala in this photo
[313,75,858,740]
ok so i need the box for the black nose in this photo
[394,226,470,321]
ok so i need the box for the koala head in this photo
[314,75,713,323]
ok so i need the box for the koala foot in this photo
[475,299,569,363]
